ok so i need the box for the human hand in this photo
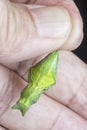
[0,0,87,130]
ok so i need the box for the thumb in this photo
[0,0,82,63]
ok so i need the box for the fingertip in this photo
[59,0,83,50]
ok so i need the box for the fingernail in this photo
[30,6,71,38]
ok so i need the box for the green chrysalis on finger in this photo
[12,50,59,116]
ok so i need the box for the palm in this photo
[0,0,87,130]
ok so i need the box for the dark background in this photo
[73,0,87,63]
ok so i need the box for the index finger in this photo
[28,0,83,50]
[11,0,83,50]
[0,0,83,63]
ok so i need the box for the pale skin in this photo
[0,0,87,130]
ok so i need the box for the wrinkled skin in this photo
[0,0,87,130]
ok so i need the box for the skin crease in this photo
[0,126,7,130]
[0,0,87,130]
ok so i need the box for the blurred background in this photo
[73,0,87,63]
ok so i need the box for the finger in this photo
[45,51,87,119]
[0,65,58,130]
[0,87,87,130]
[28,0,83,50]
[0,64,26,117]
[0,0,82,63]
[0,64,87,130]
[15,51,87,120]
[0,95,87,130]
